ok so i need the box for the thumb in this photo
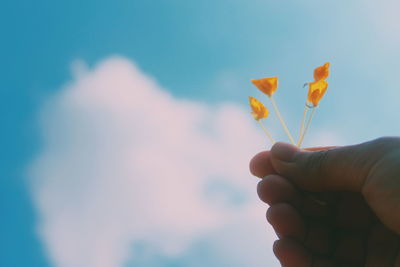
[269,139,389,192]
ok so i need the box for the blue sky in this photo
[2,0,400,266]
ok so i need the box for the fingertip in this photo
[257,175,299,205]
[273,238,311,267]
[270,142,299,163]
[266,203,305,239]
[249,151,276,178]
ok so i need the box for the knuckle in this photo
[303,150,330,178]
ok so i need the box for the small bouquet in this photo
[249,63,330,147]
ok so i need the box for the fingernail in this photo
[271,142,298,162]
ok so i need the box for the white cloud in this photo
[29,56,283,267]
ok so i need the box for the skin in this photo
[249,137,400,267]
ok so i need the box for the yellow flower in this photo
[251,77,278,97]
[307,80,328,107]
[249,96,269,121]
[313,62,330,81]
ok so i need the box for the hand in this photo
[250,137,400,267]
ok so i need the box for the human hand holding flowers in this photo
[248,65,400,266]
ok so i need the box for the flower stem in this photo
[258,120,275,144]
[297,104,309,147]
[298,107,316,148]
[270,95,295,145]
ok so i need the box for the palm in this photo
[257,176,400,267]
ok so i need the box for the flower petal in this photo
[249,96,269,121]
[251,77,278,97]
[307,80,328,107]
[313,62,330,81]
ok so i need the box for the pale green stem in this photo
[299,106,326,205]
[258,120,276,144]
[298,107,316,148]
[297,104,309,147]
[270,95,295,145]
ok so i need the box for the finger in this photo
[269,138,396,192]
[273,238,311,267]
[249,151,276,178]
[304,222,334,256]
[267,203,305,240]
[274,238,339,267]
[257,175,301,206]
[258,176,336,219]
[300,192,336,220]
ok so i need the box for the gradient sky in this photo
[2,0,400,266]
